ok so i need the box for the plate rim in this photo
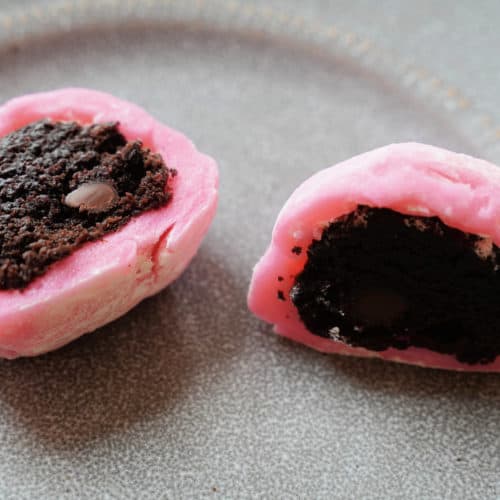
[1,0,500,162]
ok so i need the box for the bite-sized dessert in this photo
[0,88,218,358]
[248,143,500,371]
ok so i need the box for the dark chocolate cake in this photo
[0,119,172,289]
[291,205,500,364]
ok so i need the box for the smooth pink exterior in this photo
[248,143,500,371]
[0,88,218,358]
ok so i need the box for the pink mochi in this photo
[0,88,218,358]
[248,143,500,371]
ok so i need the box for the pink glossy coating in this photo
[248,143,500,371]
[0,88,218,358]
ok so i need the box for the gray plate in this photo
[0,1,499,499]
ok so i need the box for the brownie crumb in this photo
[0,119,173,289]
[291,246,302,255]
[277,290,286,301]
[291,205,500,365]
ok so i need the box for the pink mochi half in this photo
[0,88,218,358]
[248,143,500,372]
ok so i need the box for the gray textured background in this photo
[0,1,499,499]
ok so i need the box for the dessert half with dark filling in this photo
[291,205,500,364]
[0,119,173,290]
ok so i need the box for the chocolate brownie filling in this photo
[0,119,173,290]
[291,205,500,364]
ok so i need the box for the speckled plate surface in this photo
[0,1,499,498]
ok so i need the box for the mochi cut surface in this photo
[0,88,218,358]
[248,143,500,371]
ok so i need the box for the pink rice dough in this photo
[0,88,218,358]
[248,143,500,371]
